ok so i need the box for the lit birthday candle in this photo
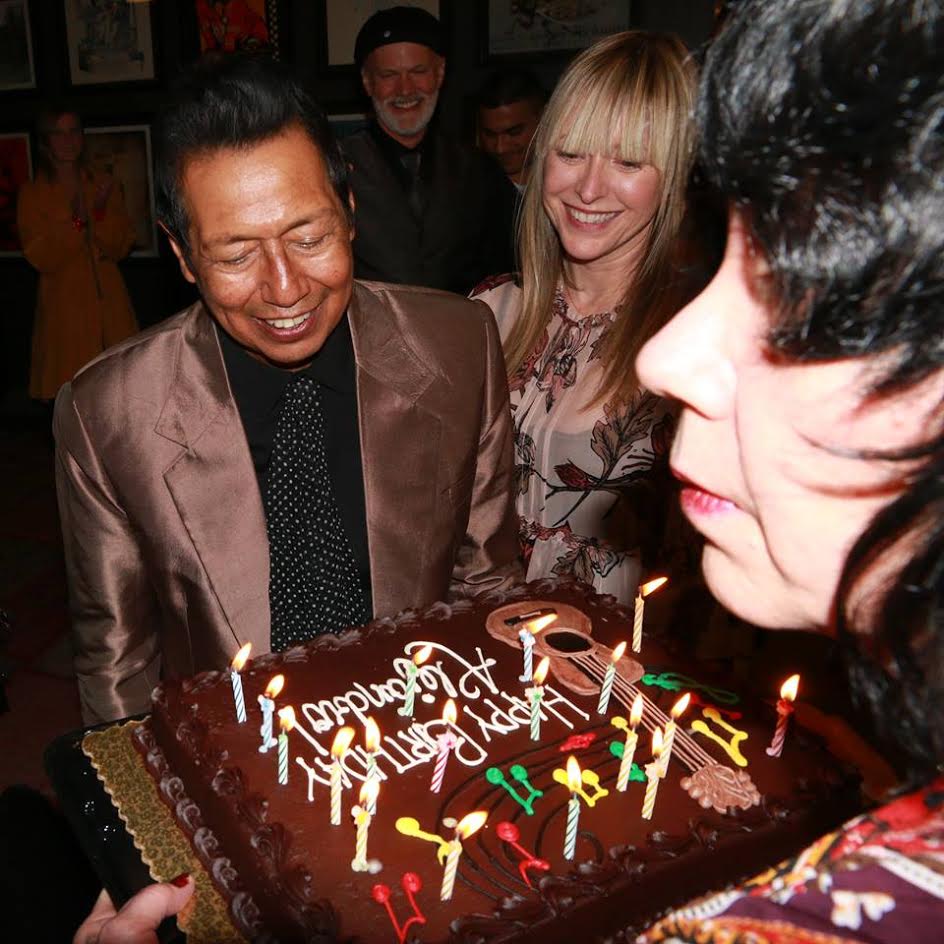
[277,706,295,785]
[430,699,459,793]
[526,657,550,741]
[659,692,691,777]
[330,726,355,825]
[230,642,252,723]
[351,779,379,872]
[258,674,284,753]
[767,674,800,757]
[398,644,432,717]
[518,613,556,682]
[597,641,627,714]
[563,756,582,860]
[633,577,668,653]
[641,727,663,820]
[364,717,381,813]
[616,692,644,792]
[440,811,488,901]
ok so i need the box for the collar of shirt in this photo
[217,310,357,417]
[368,117,438,186]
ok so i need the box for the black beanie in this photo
[354,6,445,69]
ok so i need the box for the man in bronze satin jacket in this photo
[53,57,521,725]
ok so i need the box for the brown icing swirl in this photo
[681,763,762,813]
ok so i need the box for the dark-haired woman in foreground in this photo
[73,0,944,940]
[634,0,944,939]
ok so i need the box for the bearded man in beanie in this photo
[345,6,517,294]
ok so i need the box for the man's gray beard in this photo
[373,90,439,140]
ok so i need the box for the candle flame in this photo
[278,705,295,732]
[671,692,692,720]
[413,644,433,667]
[231,642,252,672]
[629,692,644,727]
[456,810,488,839]
[652,726,664,758]
[566,755,582,792]
[641,576,668,598]
[526,613,557,634]
[443,698,458,725]
[780,674,800,702]
[533,656,551,686]
[331,726,355,759]
[264,675,285,699]
[364,717,381,753]
[611,641,627,663]
[359,777,380,808]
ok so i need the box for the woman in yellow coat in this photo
[18,109,138,401]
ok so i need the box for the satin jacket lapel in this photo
[349,283,442,617]
[156,305,270,655]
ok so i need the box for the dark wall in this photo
[0,0,714,402]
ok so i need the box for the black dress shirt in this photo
[217,315,373,617]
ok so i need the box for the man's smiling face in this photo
[168,125,354,370]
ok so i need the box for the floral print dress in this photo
[638,775,944,944]
[473,275,675,605]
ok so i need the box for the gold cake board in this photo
[82,720,246,943]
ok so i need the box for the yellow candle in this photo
[439,811,487,901]
[641,728,663,820]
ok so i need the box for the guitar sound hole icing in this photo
[543,630,592,654]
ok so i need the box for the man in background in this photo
[476,67,546,191]
[344,6,517,294]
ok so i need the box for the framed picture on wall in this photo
[0,132,32,256]
[63,0,156,86]
[481,1,631,60]
[84,125,157,258]
[317,0,440,72]
[0,0,36,91]
[194,0,286,60]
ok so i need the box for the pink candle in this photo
[430,699,458,793]
[766,674,800,757]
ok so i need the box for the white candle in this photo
[330,726,355,826]
[597,641,626,714]
[276,706,294,785]
[439,811,487,901]
[398,645,432,718]
[439,839,462,900]
[616,693,644,793]
[641,728,664,820]
[229,642,251,723]
[257,675,284,754]
[562,756,582,860]
[659,693,691,778]
[633,577,668,652]
[527,657,550,742]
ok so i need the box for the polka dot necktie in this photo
[263,374,369,650]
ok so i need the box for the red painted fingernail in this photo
[170,873,191,887]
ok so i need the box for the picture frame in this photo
[316,0,441,73]
[63,0,156,86]
[0,0,36,91]
[194,0,286,60]
[0,132,32,256]
[84,124,157,258]
[480,0,631,62]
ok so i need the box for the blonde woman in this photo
[473,31,697,603]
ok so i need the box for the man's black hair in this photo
[476,67,546,112]
[155,55,352,253]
